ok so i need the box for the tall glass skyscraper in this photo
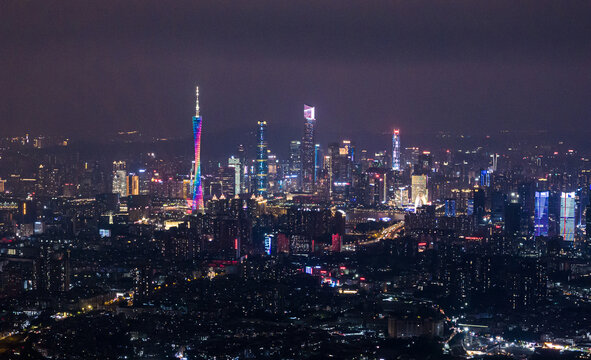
[289,140,301,183]
[314,144,321,184]
[301,105,316,192]
[256,121,268,196]
[534,191,549,237]
[191,87,204,212]
[560,191,576,241]
[480,169,491,187]
[392,129,400,171]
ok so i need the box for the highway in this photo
[357,221,404,246]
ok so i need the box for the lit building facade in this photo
[560,191,575,241]
[288,140,301,190]
[228,156,241,195]
[445,199,456,217]
[112,170,127,197]
[411,174,428,208]
[256,121,268,196]
[480,169,491,187]
[111,161,127,197]
[534,191,549,237]
[392,129,400,171]
[126,175,139,196]
[301,105,316,192]
[314,143,321,184]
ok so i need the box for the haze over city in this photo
[1,1,591,359]
[2,1,591,145]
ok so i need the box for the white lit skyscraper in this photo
[112,161,127,197]
[289,140,301,187]
[301,105,316,192]
[392,129,400,171]
[228,156,241,195]
[560,192,576,241]
[112,170,127,196]
[411,174,428,209]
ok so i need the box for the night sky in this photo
[2,1,591,152]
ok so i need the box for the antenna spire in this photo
[195,86,200,117]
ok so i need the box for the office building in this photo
[286,140,301,191]
[411,174,428,208]
[111,161,127,197]
[480,169,491,187]
[228,156,241,195]
[560,192,576,241]
[445,199,456,217]
[126,175,139,196]
[534,191,549,237]
[301,105,316,192]
[256,121,268,196]
[392,129,400,171]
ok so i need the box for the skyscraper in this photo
[256,121,268,196]
[473,188,486,225]
[392,129,400,171]
[480,169,491,187]
[560,192,575,241]
[191,87,204,212]
[444,199,456,217]
[328,141,354,201]
[228,156,241,195]
[288,140,301,190]
[314,143,321,184]
[237,144,247,194]
[301,105,316,192]
[534,191,549,237]
[411,174,428,208]
[112,161,127,197]
[126,175,139,196]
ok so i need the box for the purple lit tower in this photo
[190,87,204,212]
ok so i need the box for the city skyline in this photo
[2,2,591,359]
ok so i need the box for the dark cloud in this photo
[1,0,591,152]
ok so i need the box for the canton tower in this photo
[191,87,204,212]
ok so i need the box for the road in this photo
[357,221,404,245]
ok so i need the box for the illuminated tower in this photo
[392,129,400,171]
[256,121,268,196]
[289,140,301,188]
[534,191,549,237]
[314,143,321,183]
[301,105,316,192]
[191,87,204,212]
[560,192,575,241]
